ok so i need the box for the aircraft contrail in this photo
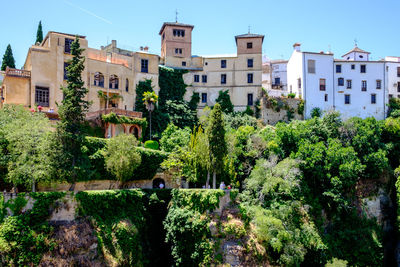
[63,0,113,25]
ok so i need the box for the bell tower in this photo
[159,22,194,67]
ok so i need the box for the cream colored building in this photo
[1,31,159,113]
[159,22,264,111]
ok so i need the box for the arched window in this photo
[94,72,104,87]
[125,78,129,92]
[109,75,119,89]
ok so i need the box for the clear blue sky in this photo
[2,0,400,67]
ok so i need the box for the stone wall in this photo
[260,96,304,125]
[37,172,179,192]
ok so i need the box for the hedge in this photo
[84,137,168,181]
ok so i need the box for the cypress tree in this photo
[56,37,90,182]
[206,103,227,188]
[1,44,16,71]
[215,90,234,113]
[36,21,43,44]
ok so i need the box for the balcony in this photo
[272,84,283,90]
[5,67,30,78]
[86,108,142,120]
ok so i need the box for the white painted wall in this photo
[333,61,386,120]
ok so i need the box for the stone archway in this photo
[152,178,165,189]
[129,125,140,139]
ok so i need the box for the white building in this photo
[287,43,400,120]
[262,59,288,97]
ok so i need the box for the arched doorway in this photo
[130,125,139,139]
[153,178,165,189]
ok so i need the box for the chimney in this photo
[293,43,301,52]
[144,46,149,52]
[111,40,117,48]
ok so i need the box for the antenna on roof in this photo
[328,44,331,53]
[248,25,251,34]
[354,38,358,47]
[175,9,178,22]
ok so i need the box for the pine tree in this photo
[56,37,90,182]
[36,21,43,44]
[1,44,16,71]
[206,103,227,188]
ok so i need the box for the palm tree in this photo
[97,90,123,111]
[142,91,158,140]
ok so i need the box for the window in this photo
[63,62,70,80]
[351,64,355,70]
[336,65,342,73]
[247,59,253,68]
[64,38,73,53]
[346,80,352,89]
[389,94,393,99]
[359,55,364,58]
[125,79,129,92]
[35,86,49,107]
[376,80,381,89]
[173,29,185,37]
[247,42,253,49]
[324,94,328,102]
[397,67,400,77]
[94,72,104,87]
[371,94,376,104]
[298,78,301,89]
[338,78,344,86]
[247,73,253,83]
[307,60,315,73]
[274,77,280,85]
[182,61,186,67]
[397,82,400,92]
[345,94,351,104]
[221,74,227,84]
[202,75,207,83]
[175,48,183,54]
[141,59,148,73]
[194,75,199,82]
[221,60,227,68]
[320,78,326,91]
[109,75,119,89]
[398,95,400,99]
[247,93,253,106]
[361,80,367,91]
[201,93,207,103]
[162,33,165,40]
[360,65,366,73]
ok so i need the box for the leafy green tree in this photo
[311,107,322,118]
[56,37,90,182]
[104,134,141,181]
[0,105,54,191]
[160,123,191,153]
[206,104,227,188]
[36,21,43,44]
[1,44,16,71]
[215,90,234,113]
[165,100,196,129]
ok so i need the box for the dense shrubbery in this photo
[164,189,224,266]
[0,192,65,265]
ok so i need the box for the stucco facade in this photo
[1,32,159,113]
[159,22,264,112]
